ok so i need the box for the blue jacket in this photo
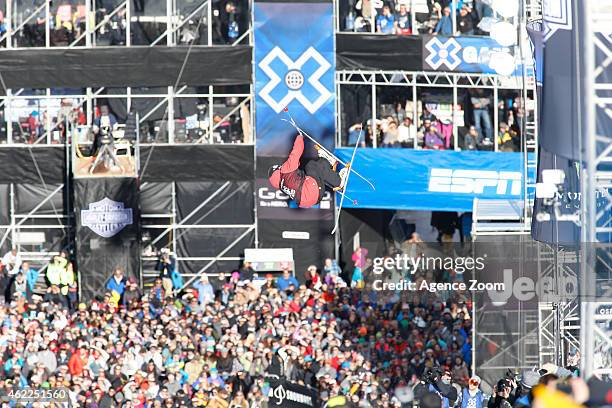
[106,276,126,296]
[462,388,484,408]
[24,268,39,292]
[435,15,453,36]
[277,275,299,291]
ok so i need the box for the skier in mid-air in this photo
[268,134,348,208]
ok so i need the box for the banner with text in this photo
[422,35,533,77]
[335,149,534,212]
[254,0,335,157]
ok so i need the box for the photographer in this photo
[156,248,176,298]
[487,379,514,408]
[414,368,458,408]
[513,370,540,408]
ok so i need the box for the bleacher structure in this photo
[0,0,255,292]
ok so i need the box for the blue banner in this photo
[335,149,533,212]
[422,35,534,77]
[254,1,335,157]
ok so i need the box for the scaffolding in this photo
[336,70,536,153]
[1,0,252,49]
[0,87,254,146]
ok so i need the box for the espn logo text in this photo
[428,169,522,195]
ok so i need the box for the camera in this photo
[423,367,442,384]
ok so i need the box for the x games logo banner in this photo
[254,1,335,157]
[422,35,524,77]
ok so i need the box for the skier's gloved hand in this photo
[338,167,349,189]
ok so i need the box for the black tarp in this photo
[15,184,65,215]
[0,46,252,90]
[258,218,334,279]
[336,33,422,71]
[106,87,199,122]
[74,177,140,301]
[139,145,254,182]
[140,182,173,215]
[175,181,255,275]
[0,185,8,225]
[0,146,66,184]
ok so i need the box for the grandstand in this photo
[0,0,610,406]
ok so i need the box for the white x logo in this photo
[258,46,332,114]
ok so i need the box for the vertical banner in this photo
[254,0,336,273]
[74,178,140,301]
[254,0,335,157]
[539,0,580,161]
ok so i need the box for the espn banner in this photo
[254,0,335,157]
[334,149,535,212]
[74,178,140,301]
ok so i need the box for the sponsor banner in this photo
[421,35,533,77]
[538,0,579,161]
[267,377,319,408]
[255,178,333,221]
[81,198,133,238]
[75,178,140,300]
[335,149,534,212]
[254,0,335,157]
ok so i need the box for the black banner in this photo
[0,146,65,184]
[0,46,252,90]
[336,33,422,71]
[140,145,254,182]
[74,178,140,301]
[267,378,319,408]
[258,218,334,278]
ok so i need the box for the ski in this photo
[331,132,361,235]
[281,114,375,191]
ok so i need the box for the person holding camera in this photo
[487,379,514,408]
[414,368,458,408]
[156,248,176,299]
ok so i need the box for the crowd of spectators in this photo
[0,242,610,407]
[0,240,467,407]
[341,0,494,36]
[344,90,525,152]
